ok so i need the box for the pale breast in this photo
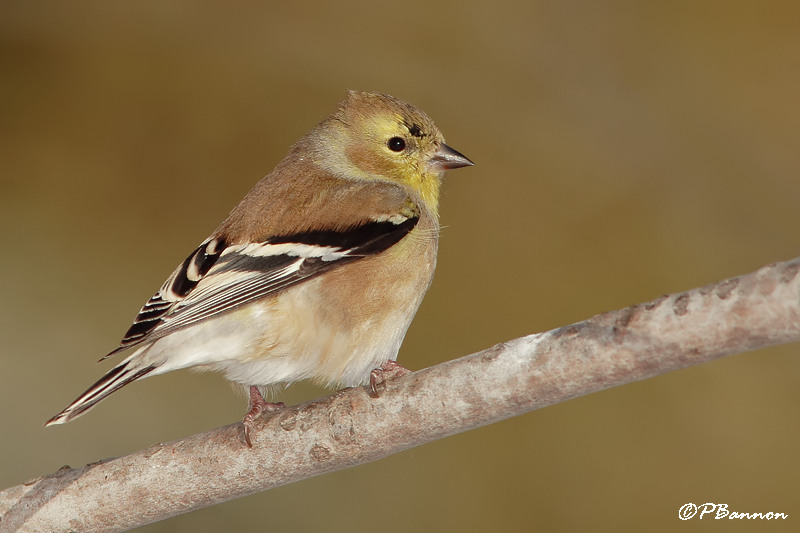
[215,221,438,388]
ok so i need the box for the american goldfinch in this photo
[46,91,472,445]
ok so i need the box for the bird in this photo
[45,90,473,446]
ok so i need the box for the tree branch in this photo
[2,257,799,533]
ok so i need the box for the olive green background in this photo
[2,2,798,532]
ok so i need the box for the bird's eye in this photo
[387,137,406,152]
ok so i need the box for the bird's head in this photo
[317,91,473,211]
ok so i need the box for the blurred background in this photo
[2,2,799,531]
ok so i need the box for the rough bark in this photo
[2,258,799,533]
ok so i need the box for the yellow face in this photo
[335,92,448,209]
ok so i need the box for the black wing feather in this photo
[104,215,418,357]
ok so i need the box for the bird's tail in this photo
[45,360,157,426]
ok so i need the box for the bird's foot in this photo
[242,385,285,447]
[369,360,412,398]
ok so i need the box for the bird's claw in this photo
[242,385,285,447]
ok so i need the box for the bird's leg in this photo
[242,385,286,447]
[369,360,412,398]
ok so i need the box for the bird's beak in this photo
[429,143,474,172]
